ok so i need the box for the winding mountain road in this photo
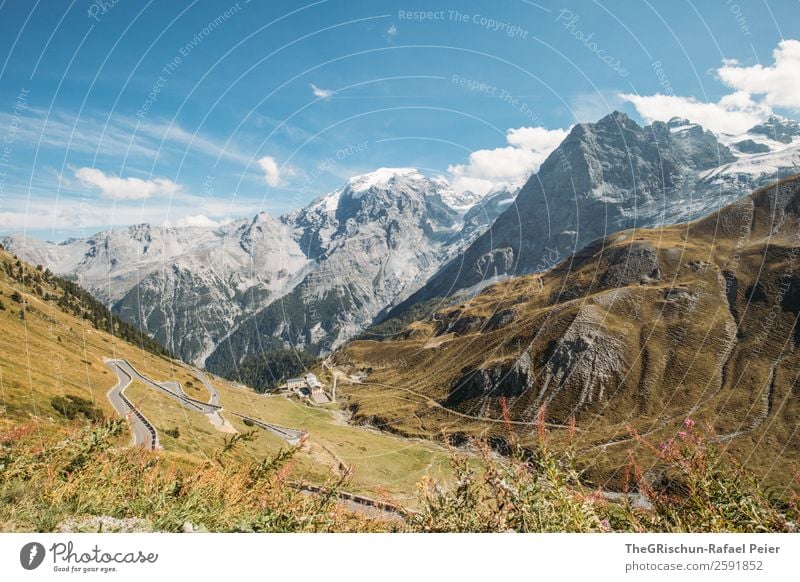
[230,412,306,445]
[105,359,160,450]
[105,359,305,447]
[190,367,220,406]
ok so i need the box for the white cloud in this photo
[448,126,568,195]
[173,214,220,228]
[717,40,800,110]
[506,126,569,153]
[310,83,333,99]
[73,167,182,200]
[620,39,800,134]
[384,23,398,42]
[0,192,261,234]
[619,91,771,135]
[257,155,281,187]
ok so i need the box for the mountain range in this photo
[336,173,800,487]
[388,113,800,318]
[4,112,800,382]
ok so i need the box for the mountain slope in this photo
[5,113,799,372]
[333,174,800,486]
[390,112,800,320]
[0,243,458,503]
[205,169,490,377]
[2,170,509,367]
[1,217,309,365]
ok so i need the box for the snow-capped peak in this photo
[345,167,424,195]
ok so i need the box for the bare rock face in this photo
[473,247,516,280]
[433,313,485,336]
[392,111,750,312]
[447,352,533,407]
[537,305,629,409]
[485,308,518,331]
[598,242,662,288]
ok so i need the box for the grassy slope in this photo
[0,246,454,502]
[333,176,800,490]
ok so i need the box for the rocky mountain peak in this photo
[666,116,693,128]
[344,167,425,195]
[748,115,800,144]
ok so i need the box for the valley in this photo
[2,112,800,531]
[0,245,458,505]
[5,114,799,380]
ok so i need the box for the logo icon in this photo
[20,542,46,570]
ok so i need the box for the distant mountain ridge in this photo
[388,111,800,319]
[3,168,511,366]
[4,112,800,374]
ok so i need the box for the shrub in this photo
[409,417,797,533]
[411,439,609,533]
[164,427,181,439]
[50,395,105,422]
[618,419,795,532]
[0,421,385,533]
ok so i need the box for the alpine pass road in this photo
[105,359,159,450]
[105,359,306,447]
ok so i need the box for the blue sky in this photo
[0,0,798,240]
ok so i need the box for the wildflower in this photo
[677,431,688,441]
[683,418,695,429]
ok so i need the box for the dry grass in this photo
[0,420,392,532]
[1,416,795,532]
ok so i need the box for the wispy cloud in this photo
[73,167,183,200]
[0,106,253,166]
[310,83,333,99]
[129,118,252,165]
[0,107,158,159]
